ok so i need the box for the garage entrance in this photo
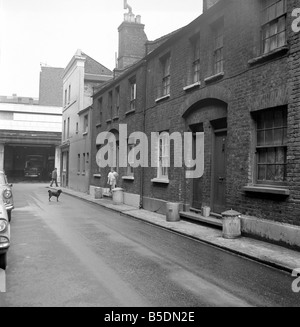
[4,145,55,182]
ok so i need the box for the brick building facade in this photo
[89,0,300,247]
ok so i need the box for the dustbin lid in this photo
[112,188,123,192]
[221,209,241,217]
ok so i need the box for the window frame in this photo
[213,19,224,74]
[83,114,89,135]
[98,97,103,124]
[127,142,135,177]
[161,54,171,97]
[157,132,170,180]
[261,0,287,54]
[254,106,287,186]
[115,86,120,117]
[191,34,201,84]
[129,77,136,111]
[77,154,81,174]
[82,153,86,175]
[108,91,113,120]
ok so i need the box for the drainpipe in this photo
[139,60,147,209]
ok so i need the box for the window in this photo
[76,122,79,134]
[63,152,67,172]
[115,87,120,117]
[84,115,88,134]
[255,107,287,184]
[77,154,81,173]
[108,91,113,119]
[63,119,66,141]
[161,55,171,96]
[158,133,169,179]
[213,20,224,74]
[129,78,136,111]
[98,97,103,124]
[261,0,287,54]
[191,35,200,83]
[67,117,70,139]
[64,89,67,106]
[68,85,71,104]
[82,153,86,174]
[127,142,135,177]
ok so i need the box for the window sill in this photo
[106,119,112,124]
[151,178,170,184]
[248,46,289,66]
[243,185,290,196]
[155,94,170,103]
[125,110,136,116]
[93,174,101,178]
[122,176,134,180]
[96,123,102,128]
[204,72,224,84]
[82,132,88,136]
[183,81,201,91]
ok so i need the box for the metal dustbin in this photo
[166,202,180,222]
[112,188,124,205]
[94,187,102,199]
[222,209,241,239]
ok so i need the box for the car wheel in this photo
[8,211,11,223]
[0,253,7,270]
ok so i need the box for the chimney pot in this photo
[136,15,141,23]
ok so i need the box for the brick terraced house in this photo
[89,0,300,248]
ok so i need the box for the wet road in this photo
[0,183,299,307]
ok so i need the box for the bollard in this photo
[112,188,124,205]
[222,209,241,239]
[166,202,180,222]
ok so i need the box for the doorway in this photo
[212,130,227,213]
[191,123,204,210]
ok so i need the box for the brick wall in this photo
[39,67,64,107]
[90,0,300,225]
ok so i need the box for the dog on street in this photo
[48,189,62,202]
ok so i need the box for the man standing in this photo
[107,168,118,193]
[50,168,58,187]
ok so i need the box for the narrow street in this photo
[0,183,299,307]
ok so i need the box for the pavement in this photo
[48,185,300,274]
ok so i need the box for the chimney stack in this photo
[117,1,148,70]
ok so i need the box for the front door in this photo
[212,131,227,213]
[192,132,203,209]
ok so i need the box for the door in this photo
[212,131,227,213]
[192,132,203,209]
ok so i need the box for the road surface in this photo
[0,183,299,307]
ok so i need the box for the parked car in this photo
[0,171,14,222]
[0,201,10,270]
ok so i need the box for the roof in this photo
[81,52,113,76]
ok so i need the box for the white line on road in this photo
[0,269,6,292]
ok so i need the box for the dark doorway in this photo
[212,130,227,213]
[191,123,204,210]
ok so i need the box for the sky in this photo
[0,0,203,98]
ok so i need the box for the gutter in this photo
[139,60,147,209]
